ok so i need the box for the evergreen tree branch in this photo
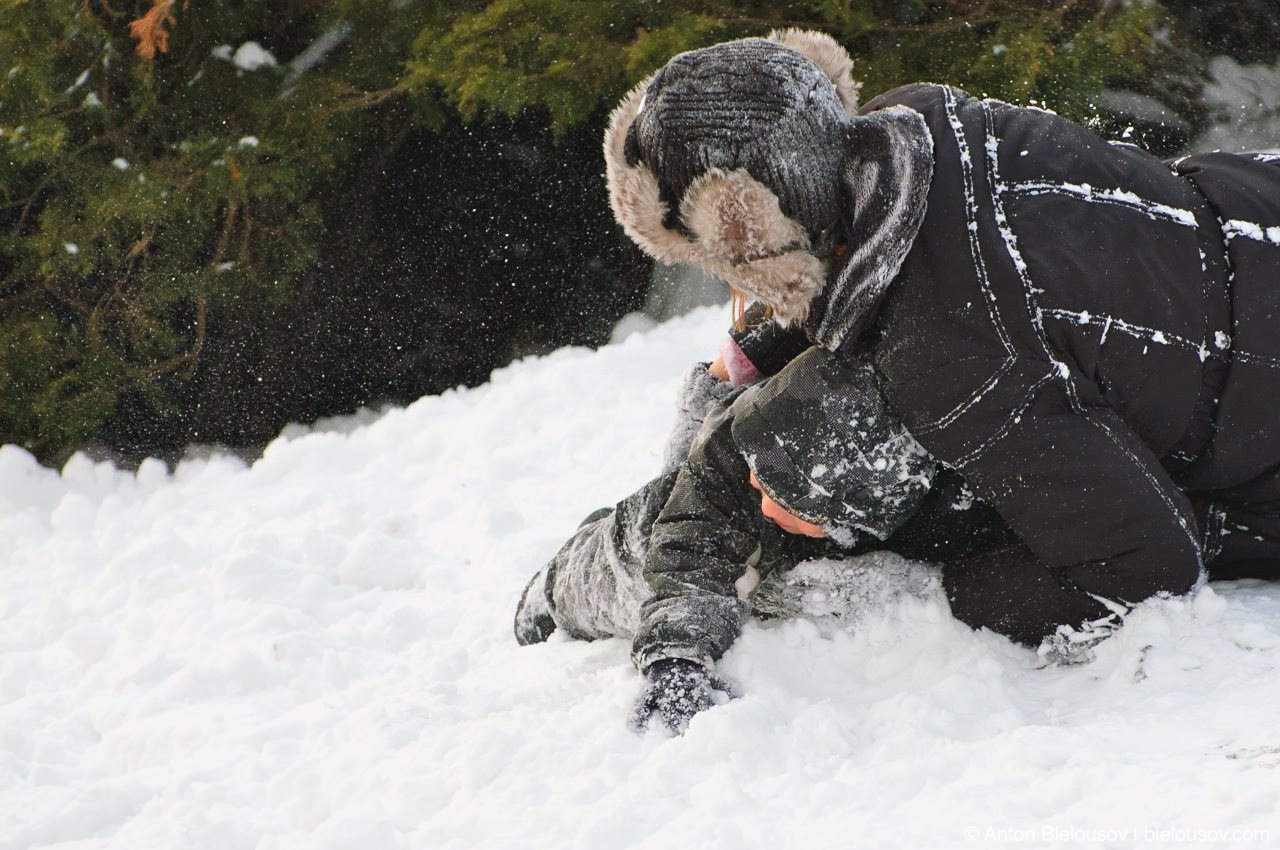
[125,294,207,382]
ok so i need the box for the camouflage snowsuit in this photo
[519,351,1012,671]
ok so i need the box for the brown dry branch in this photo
[126,294,207,382]
[125,231,154,262]
[85,290,112,352]
[237,200,252,271]
[211,197,240,265]
[129,0,176,59]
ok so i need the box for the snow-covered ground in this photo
[3,305,1280,849]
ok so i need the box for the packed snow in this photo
[2,305,1280,849]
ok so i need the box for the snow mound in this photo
[1,305,1278,848]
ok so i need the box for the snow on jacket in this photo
[634,349,1012,671]
[761,83,1280,644]
[605,32,1280,655]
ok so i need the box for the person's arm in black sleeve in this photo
[631,418,772,674]
[882,468,1015,563]
[922,381,1204,648]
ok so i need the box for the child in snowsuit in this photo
[517,317,1014,733]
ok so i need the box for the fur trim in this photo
[680,169,808,264]
[603,75,696,266]
[702,250,826,327]
[680,168,822,325]
[601,37,848,324]
[766,29,860,114]
[605,101,826,324]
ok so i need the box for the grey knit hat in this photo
[605,30,862,325]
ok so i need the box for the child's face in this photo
[748,471,828,538]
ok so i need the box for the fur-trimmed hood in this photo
[604,29,934,338]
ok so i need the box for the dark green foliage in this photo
[405,1,730,132]
[0,0,1249,465]
[816,0,1165,119]
[0,0,653,465]
[0,1,406,460]
[1164,0,1280,65]
[410,0,1179,129]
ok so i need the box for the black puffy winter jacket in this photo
[639,83,1280,663]
[793,84,1280,643]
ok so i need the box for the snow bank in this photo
[1,305,1278,849]
[1195,56,1280,154]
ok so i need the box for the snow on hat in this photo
[604,30,861,326]
[730,346,936,542]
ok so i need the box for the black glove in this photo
[630,658,735,735]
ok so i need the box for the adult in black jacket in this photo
[604,31,1280,668]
